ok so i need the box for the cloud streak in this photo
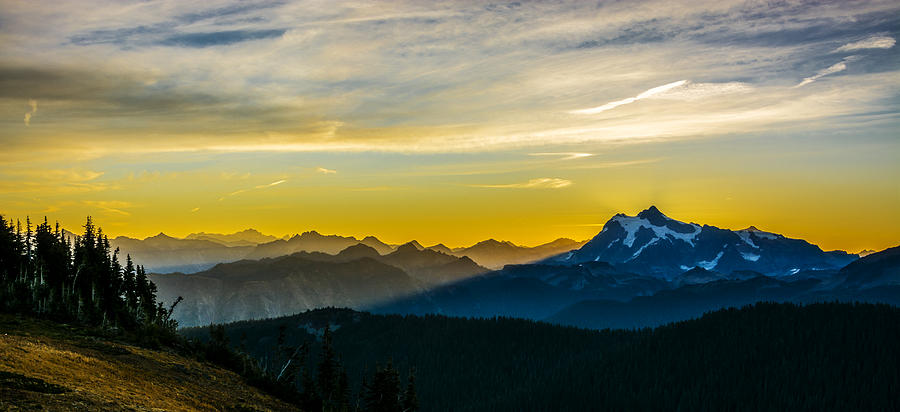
[315,167,337,174]
[529,153,593,161]
[83,200,132,216]
[834,35,895,52]
[795,56,858,88]
[219,179,287,200]
[571,80,687,114]
[24,99,37,126]
[470,178,572,189]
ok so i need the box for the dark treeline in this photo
[187,302,900,412]
[0,215,177,340]
[203,321,418,412]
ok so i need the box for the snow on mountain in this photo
[554,206,858,278]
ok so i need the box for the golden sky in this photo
[1,0,898,252]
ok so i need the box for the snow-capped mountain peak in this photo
[555,206,857,278]
[606,206,701,248]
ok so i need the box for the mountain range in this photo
[184,228,282,247]
[132,205,896,331]
[111,229,582,273]
[551,206,857,278]
[374,245,898,328]
[150,242,488,326]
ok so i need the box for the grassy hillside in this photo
[0,314,297,411]
[185,302,900,411]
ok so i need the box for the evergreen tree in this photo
[0,214,178,335]
[402,369,418,412]
[364,361,402,412]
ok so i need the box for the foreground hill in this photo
[0,314,295,411]
[184,303,900,412]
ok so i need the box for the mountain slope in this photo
[0,315,295,411]
[547,252,900,330]
[247,231,395,259]
[555,206,857,278]
[839,244,900,289]
[381,242,489,284]
[372,261,669,320]
[151,254,425,326]
[110,233,253,273]
[448,238,586,269]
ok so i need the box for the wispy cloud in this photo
[24,99,37,126]
[315,167,337,174]
[570,80,687,114]
[83,200,132,216]
[470,178,572,189]
[157,29,286,48]
[0,1,898,159]
[795,56,858,88]
[529,153,593,160]
[190,207,200,213]
[650,82,752,101]
[834,35,895,52]
[569,158,664,169]
[219,179,287,200]
[256,179,286,189]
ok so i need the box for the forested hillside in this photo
[0,215,177,339]
[185,302,900,411]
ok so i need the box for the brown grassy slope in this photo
[0,315,298,411]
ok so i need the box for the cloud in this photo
[315,167,337,174]
[1,0,898,161]
[83,200,132,216]
[470,178,572,189]
[834,35,896,52]
[175,1,286,25]
[219,179,287,201]
[256,179,286,189]
[570,80,687,114]
[795,56,858,88]
[191,207,200,213]
[569,158,664,169]
[24,99,37,126]
[157,29,286,48]
[529,153,593,160]
[650,82,752,101]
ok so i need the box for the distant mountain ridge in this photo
[445,238,587,269]
[110,228,583,274]
[553,206,857,278]
[151,242,488,326]
[185,228,280,246]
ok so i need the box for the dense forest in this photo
[185,302,900,411]
[0,215,177,339]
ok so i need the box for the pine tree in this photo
[364,361,402,412]
[402,369,418,412]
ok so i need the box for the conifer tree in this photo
[364,361,402,412]
[402,369,418,412]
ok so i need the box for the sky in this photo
[0,0,898,252]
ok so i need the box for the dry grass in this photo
[0,315,298,411]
